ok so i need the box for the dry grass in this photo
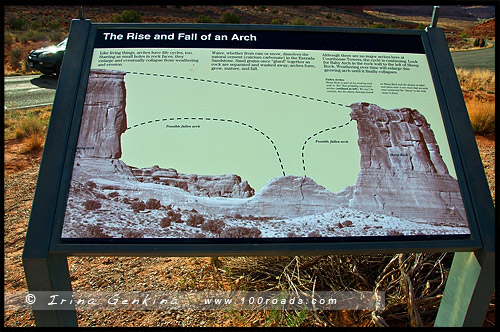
[20,133,45,153]
[455,68,495,136]
[465,98,495,135]
[455,68,496,94]
[220,253,454,327]
[4,106,51,154]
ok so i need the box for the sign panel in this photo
[59,26,471,242]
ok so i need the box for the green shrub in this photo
[369,23,387,29]
[111,10,142,23]
[290,18,306,25]
[195,15,213,23]
[218,12,241,24]
[48,31,65,42]
[29,20,40,30]
[46,19,61,30]
[10,48,23,61]
[19,30,47,43]
[4,32,14,45]
[11,16,29,30]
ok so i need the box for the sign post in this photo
[22,19,494,327]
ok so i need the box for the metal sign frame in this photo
[22,19,494,327]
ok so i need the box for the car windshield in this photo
[56,38,68,48]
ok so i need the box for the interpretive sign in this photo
[59,27,474,243]
[22,19,495,327]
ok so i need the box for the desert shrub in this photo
[86,224,111,238]
[160,217,172,228]
[5,32,14,45]
[111,10,142,23]
[29,20,41,30]
[108,191,120,198]
[201,219,226,235]
[218,12,241,24]
[14,115,45,138]
[308,230,322,237]
[19,30,48,43]
[46,19,61,30]
[83,199,101,210]
[9,48,24,71]
[5,12,18,27]
[86,181,97,189]
[167,209,183,223]
[465,99,495,135]
[20,132,45,153]
[186,213,205,227]
[48,31,65,42]
[122,230,144,238]
[11,16,29,30]
[369,23,387,29]
[289,18,307,25]
[195,15,213,23]
[270,19,281,25]
[131,200,146,213]
[221,226,262,238]
[456,68,495,94]
[386,230,405,236]
[146,198,162,210]
[287,231,299,238]
[93,192,107,200]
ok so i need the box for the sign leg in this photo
[434,250,495,327]
[23,254,78,327]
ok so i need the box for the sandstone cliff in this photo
[76,69,127,158]
[348,102,467,225]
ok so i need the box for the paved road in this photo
[4,75,58,111]
[451,41,495,70]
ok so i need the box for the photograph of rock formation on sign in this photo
[60,65,470,239]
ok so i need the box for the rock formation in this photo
[246,175,351,217]
[129,165,255,198]
[348,102,467,225]
[76,69,127,158]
